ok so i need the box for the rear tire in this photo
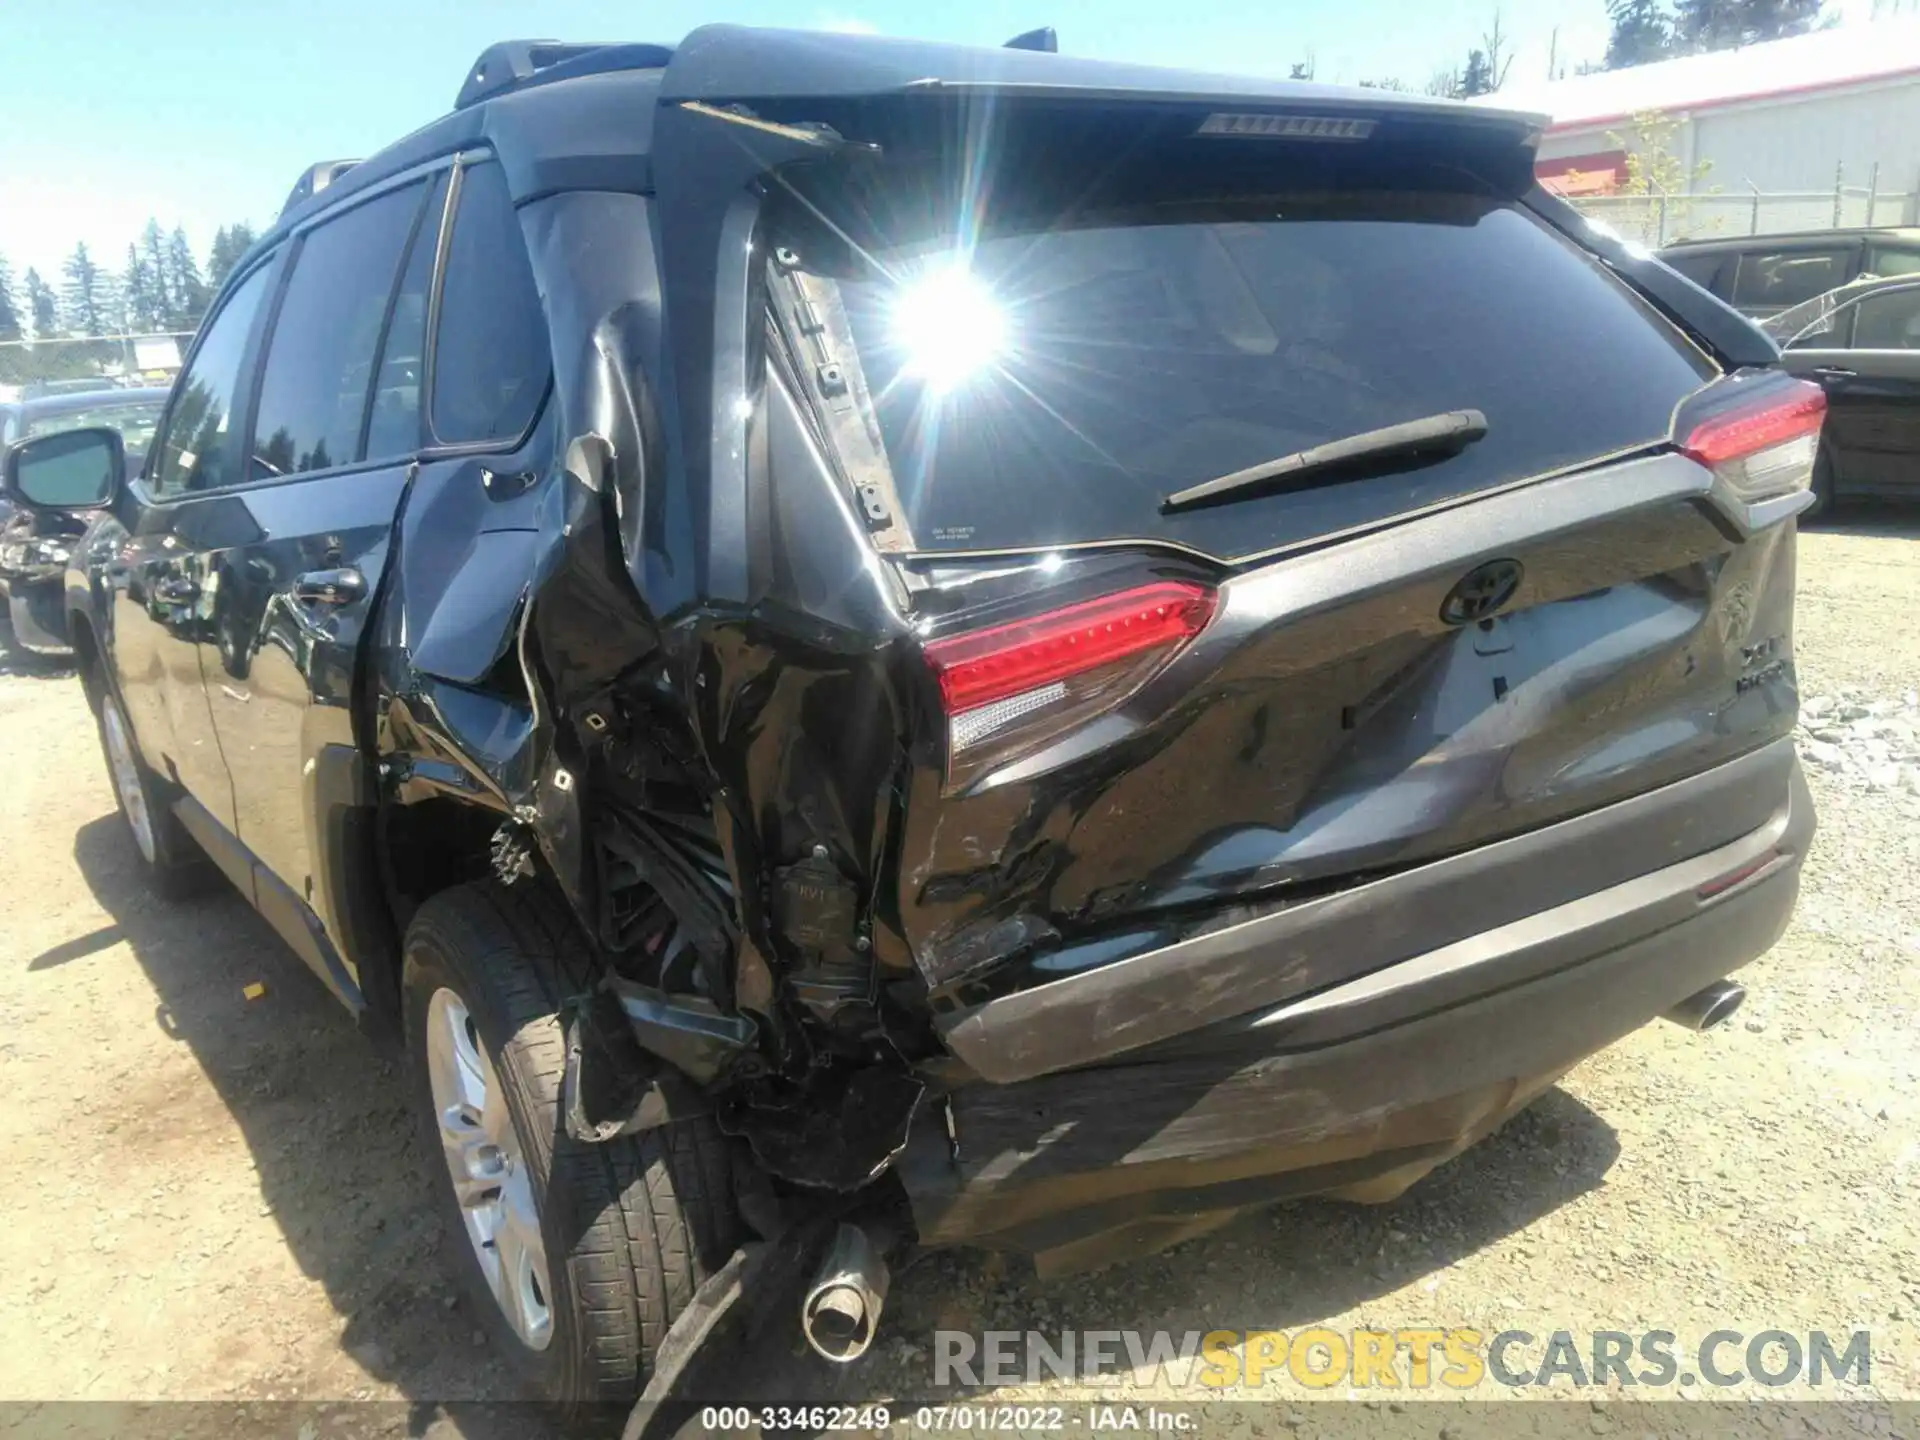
[93,685,210,899]
[402,880,740,1413]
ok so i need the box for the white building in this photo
[1481,20,1920,235]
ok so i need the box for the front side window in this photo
[430,161,550,446]
[151,262,275,497]
[1731,249,1851,310]
[251,181,425,477]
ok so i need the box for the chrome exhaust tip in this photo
[801,1223,890,1363]
[1664,979,1747,1032]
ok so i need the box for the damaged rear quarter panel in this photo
[377,179,924,1042]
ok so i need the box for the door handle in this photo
[292,567,367,606]
[1812,366,1857,383]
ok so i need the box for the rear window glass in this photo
[1731,249,1851,310]
[782,198,1714,559]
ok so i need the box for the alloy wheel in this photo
[101,697,157,865]
[424,987,554,1351]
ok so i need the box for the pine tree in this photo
[1606,0,1675,69]
[206,224,258,290]
[62,243,111,336]
[165,227,210,329]
[123,244,162,332]
[0,254,21,342]
[1674,0,1823,52]
[1458,48,1497,96]
[24,268,57,338]
[140,220,172,329]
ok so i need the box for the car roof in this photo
[252,24,1545,263]
[1660,227,1920,253]
[19,387,171,421]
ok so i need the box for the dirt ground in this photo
[2,515,1918,1431]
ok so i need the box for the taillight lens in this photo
[925,581,1217,787]
[1680,379,1826,504]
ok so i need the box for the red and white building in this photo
[1481,19,1920,216]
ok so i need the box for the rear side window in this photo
[782,197,1715,559]
[1867,245,1920,279]
[431,162,549,445]
[1732,249,1851,310]
[252,181,424,477]
[1852,288,1920,350]
[364,172,449,461]
[151,262,275,497]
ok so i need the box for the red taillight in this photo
[924,581,1217,787]
[926,582,1216,713]
[1680,380,1826,468]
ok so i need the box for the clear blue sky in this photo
[3,0,1623,281]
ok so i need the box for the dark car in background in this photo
[5,27,1817,1415]
[1658,226,1920,321]
[0,388,167,657]
[1761,274,1920,511]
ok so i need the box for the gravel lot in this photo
[1,516,1916,1431]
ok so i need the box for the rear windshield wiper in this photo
[1160,409,1489,515]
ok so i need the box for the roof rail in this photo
[455,39,673,110]
[1003,27,1058,52]
[279,159,361,220]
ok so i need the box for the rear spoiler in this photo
[659,24,1543,143]
[1524,186,1779,370]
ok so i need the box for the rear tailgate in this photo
[692,48,1806,1011]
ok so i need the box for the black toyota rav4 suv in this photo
[6,25,1817,1412]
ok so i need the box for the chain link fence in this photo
[1569,168,1920,248]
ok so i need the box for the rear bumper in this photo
[903,745,1812,1269]
[939,738,1804,1083]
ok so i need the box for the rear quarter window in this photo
[429,161,550,447]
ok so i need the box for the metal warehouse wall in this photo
[1538,74,1920,197]
[1692,76,1920,196]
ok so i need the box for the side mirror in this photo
[2,426,124,512]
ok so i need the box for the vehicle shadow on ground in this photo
[0,615,76,679]
[707,1088,1623,1410]
[60,805,1619,1431]
[61,813,517,1414]
[1804,501,1920,539]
